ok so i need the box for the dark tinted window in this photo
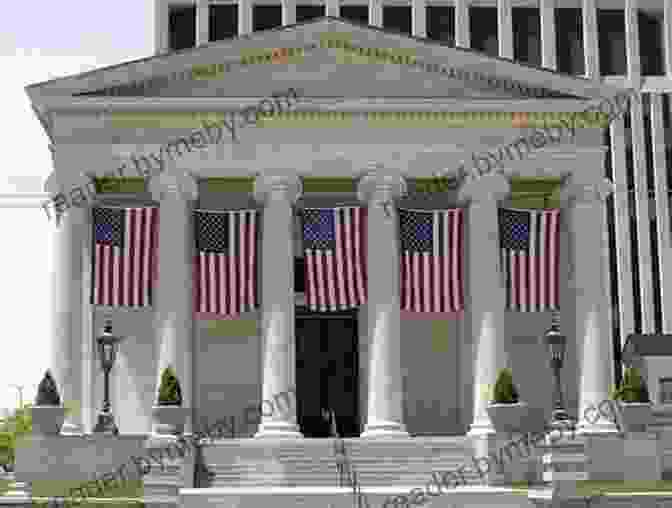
[555,8,584,75]
[639,10,665,76]
[253,5,282,31]
[513,8,540,65]
[340,5,368,25]
[597,10,626,75]
[426,6,454,45]
[209,4,238,41]
[169,5,196,51]
[297,5,324,22]
[469,7,497,57]
[383,6,411,35]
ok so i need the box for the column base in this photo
[360,420,409,438]
[254,420,303,439]
[466,420,496,438]
[60,421,84,435]
[576,419,620,436]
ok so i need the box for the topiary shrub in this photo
[34,370,61,406]
[613,367,650,403]
[491,368,520,404]
[157,366,182,406]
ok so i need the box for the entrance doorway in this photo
[295,308,359,438]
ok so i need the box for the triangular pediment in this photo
[27,17,621,105]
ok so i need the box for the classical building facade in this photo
[21,0,672,497]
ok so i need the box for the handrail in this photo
[327,410,370,508]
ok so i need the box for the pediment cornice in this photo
[27,18,623,108]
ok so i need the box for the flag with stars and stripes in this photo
[92,206,159,307]
[194,210,259,318]
[302,207,367,312]
[399,208,464,314]
[499,208,560,311]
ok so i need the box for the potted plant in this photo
[0,404,32,473]
[612,367,652,432]
[486,368,528,433]
[31,371,66,435]
[152,366,186,436]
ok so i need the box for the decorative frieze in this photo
[108,110,609,129]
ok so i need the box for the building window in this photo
[513,8,540,65]
[253,5,282,31]
[597,10,626,75]
[383,6,411,35]
[169,5,196,51]
[209,4,238,41]
[340,5,368,25]
[426,6,454,46]
[660,378,672,404]
[297,5,324,22]
[555,8,584,75]
[469,7,497,57]
[639,10,665,76]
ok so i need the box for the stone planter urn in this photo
[617,402,653,433]
[152,405,187,436]
[31,406,66,436]
[487,402,529,433]
[31,370,66,436]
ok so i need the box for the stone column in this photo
[561,178,619,435]
[358,171,409,438]
[282,0,296,26]
[150,171,198,436]
[253,173,302,438]
[196,0,209,45]
[458,174,510,438]
[325,0,339,18]
[46,172,85,435]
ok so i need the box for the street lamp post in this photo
[93,320,123,435]
[544,311,574,431]
[8,385,24,408]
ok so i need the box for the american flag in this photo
[302,207,367,312]
[399,208,464,313]
[92,206,159,307]
[499,208,560,311]
[194,210,258,318]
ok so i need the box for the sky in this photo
[0,1,155,413]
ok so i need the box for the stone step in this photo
[200,437,483,489]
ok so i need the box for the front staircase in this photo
[200,437,483,488]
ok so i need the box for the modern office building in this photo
[18,0,672,503]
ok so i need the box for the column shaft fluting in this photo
[254,175,301,438]
[460,175,510,437]
[52,206,86,434]
[152,173,197,436]
[562,179,618,435]
[359,172,408,438]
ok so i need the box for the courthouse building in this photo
[20,0,672,495]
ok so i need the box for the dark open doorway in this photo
[296,308,359,438]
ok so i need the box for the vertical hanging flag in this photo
[194,210,258,318]
[92,206,159,307]
[399,208,464,313]
[499,208,560,312]
[302,207,367,312]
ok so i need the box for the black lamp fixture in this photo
[544,310,574,430]
[93,319,123,435]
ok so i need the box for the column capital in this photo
[357,168,407,204]
[149,171,199,202]
[253,172,302,205]
[559,178,614,207]
[457,174,510,205]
